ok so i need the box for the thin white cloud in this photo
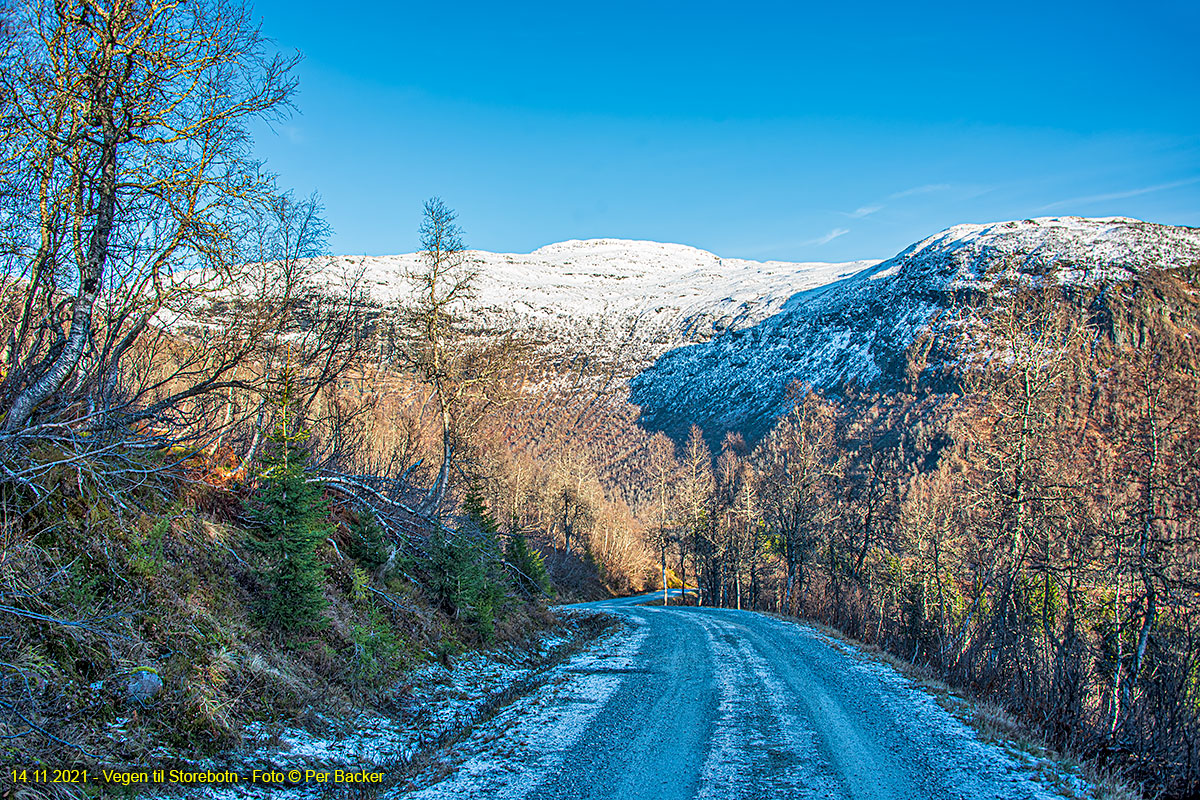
[804,228,850,246]
[843,204,883,219]
[1037,177,1200,211]
[888,183,951,200]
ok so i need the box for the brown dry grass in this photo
[0,464,559,776]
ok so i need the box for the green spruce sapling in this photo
[505,530,551,597]
[425,486,509,640]
[347,508,389,573]
[250,366,329,633]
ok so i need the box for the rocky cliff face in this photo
[628,217,1200,444]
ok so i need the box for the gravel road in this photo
[397,594,1068,800]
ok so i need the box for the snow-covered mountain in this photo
[326,216,1200,445]
[333,240,876,359]
[630,216,1200,443]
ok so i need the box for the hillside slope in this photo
[629,216,1200,444]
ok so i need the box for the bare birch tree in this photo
[0,0,302,493]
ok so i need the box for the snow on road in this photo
[692,612,835,799]
[400,619,650,800]
[395,596,1081,800]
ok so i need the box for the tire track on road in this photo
[397,596,1070,800]
[692,612,840,799]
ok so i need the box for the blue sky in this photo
[250,0,1200,262]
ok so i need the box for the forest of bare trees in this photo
[639,271,1200,796]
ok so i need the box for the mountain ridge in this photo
[330,239,877,357]
[320,216,1200,444]
[630,216,1200,444]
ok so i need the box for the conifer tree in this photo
[425,486,512,640]
[347,509,389,573]
[506,531,551,597]
[465,480,550,597]
[463,487,500,537]
[250,366,329,633]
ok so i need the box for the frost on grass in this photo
[192,616,594,800]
